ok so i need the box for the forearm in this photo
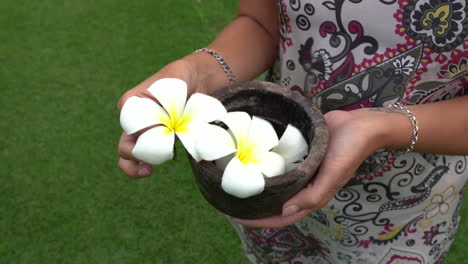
[181,0,279,94]
[356,96,468,155]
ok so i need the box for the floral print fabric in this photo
[232,0,468,263]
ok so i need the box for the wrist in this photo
[180,50,232,95]
[352,107,414,152]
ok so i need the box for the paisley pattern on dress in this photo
[231,1,468,263]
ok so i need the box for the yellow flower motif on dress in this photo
[403,0,467,53]
[306,207,342,240]
[421,3,451,36]
[423,185,457,219]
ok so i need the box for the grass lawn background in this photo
[1,0,466,263]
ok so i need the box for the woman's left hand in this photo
[231,109,389,228]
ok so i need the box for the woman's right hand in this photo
[116,59,199,179]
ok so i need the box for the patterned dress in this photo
[231,0,468,263]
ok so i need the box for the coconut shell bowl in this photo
[188,81,328,219]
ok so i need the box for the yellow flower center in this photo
[163,108,192,134]
[235,139,259,165]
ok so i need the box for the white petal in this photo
[221,157,265,198]
[247,116,279,152]
[252,152,286,178]
[221,112,252,145]
[147,78,187,123]
[183,93,227,124]
[193,124,236,161]
[120,96,170,134]
[132,126,175,165]
[215,153,235,171]
[273,124,308,163]
[176,131,201,162]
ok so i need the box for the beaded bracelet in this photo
[388,102,419,155]
[193,48,236,84]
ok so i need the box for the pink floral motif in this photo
[353,65,361,74]
[398,0,409,9]
[393,9,404,21]
[385,48,398,59]
[361,58,373,69]
[395,24,406,36]
[373,54,385,65]
[422,223,443,246]
[409,75,421,85]
[396,43,408,53]
[405,36,418,47]
[435,54,447,64]
[419,55,433,68]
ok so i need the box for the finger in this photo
[280,186,329,217]
[118,158,153,178]
[281,160,352,215]
[118,132,138,160]
[117,88,155,111]
[230,209,312,229]
[117,74,172,111]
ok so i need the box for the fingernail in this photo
[138,167,150,177]
[282,205,299,217]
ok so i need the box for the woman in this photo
[117,0,468,263]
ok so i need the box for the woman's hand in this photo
[117,59,198,179]
[231,109,393,228]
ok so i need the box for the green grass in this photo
[0,0,467,263]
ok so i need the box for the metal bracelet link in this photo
[193,48,236,84]
[388,102,419,155]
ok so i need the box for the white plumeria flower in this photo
[196,112,308,198]
[273,124,309,170]
[120,78,227,165]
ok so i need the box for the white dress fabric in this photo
[232,0,468,263]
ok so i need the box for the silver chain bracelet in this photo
[388,102,419,155]
[193,48,236,84]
